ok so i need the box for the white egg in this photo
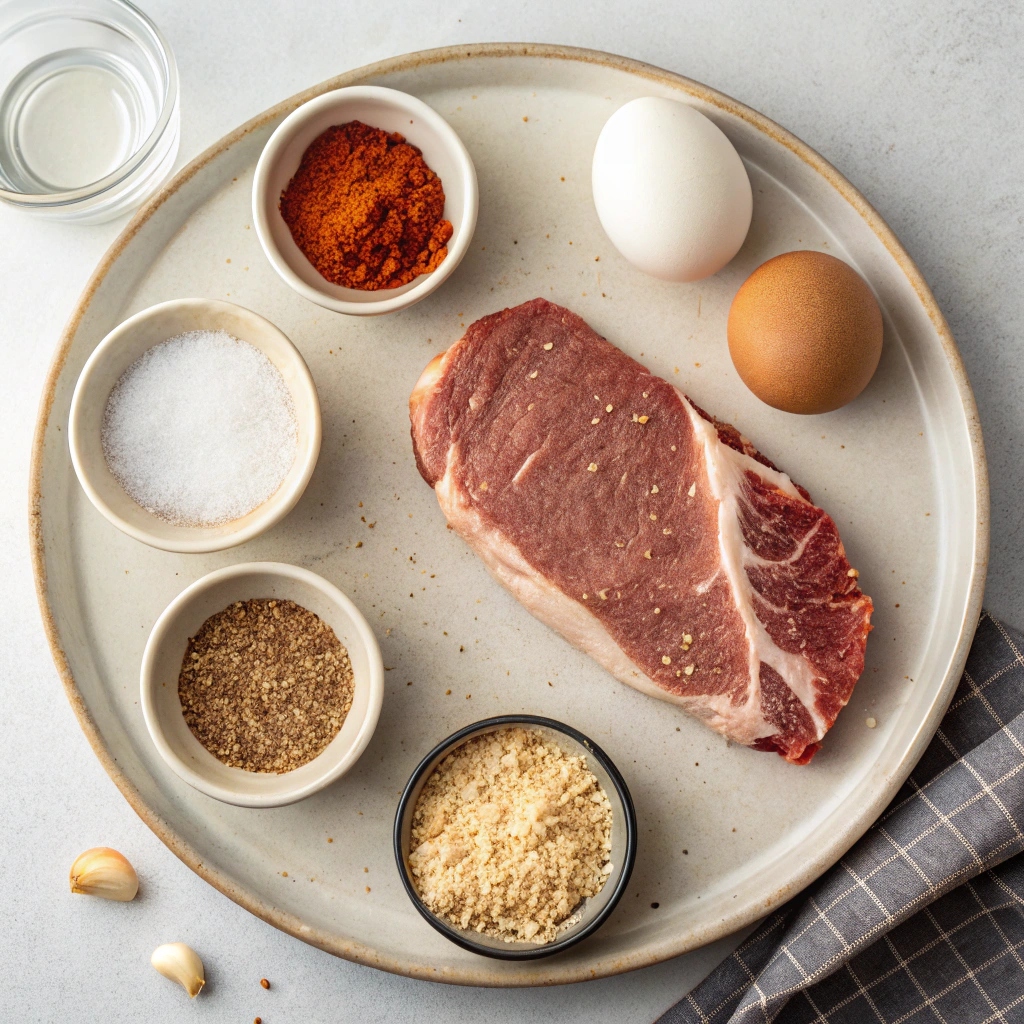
[592,97,753,282]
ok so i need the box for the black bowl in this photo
[393,714,637,960]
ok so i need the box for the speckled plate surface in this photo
[30,44,988,986]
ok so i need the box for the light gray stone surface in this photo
[0,1,1020,1020]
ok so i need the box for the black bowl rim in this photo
[392,714,638,961]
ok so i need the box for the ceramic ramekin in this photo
[140,562,384,808]
[68,298,321,553]
[394,715,637,959]
[252,85,478,315]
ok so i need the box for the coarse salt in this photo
[101,330,297,527]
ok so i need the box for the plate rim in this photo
[28,42,990,986]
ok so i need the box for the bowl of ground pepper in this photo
[253,86,478,316]
[140,562,384,807]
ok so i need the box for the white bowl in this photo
[140,562,384,807]
[252,85,478,315]
[68,298,321,553]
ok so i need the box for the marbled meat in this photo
[410,298,872,764]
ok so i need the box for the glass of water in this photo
[0,0,179,223]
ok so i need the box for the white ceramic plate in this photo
[30,45,987,986]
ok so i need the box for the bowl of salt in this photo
[69,298,321,553]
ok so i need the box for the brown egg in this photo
[727,250,883,414]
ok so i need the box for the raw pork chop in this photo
[410,299,872,764]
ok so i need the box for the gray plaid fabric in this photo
[658,612,1024,1024]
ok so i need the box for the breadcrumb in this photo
[409,727,613,943]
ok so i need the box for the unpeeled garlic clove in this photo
[69,847,139,901]
[151,942,205,998]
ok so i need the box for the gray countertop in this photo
[1,1,1020,1020]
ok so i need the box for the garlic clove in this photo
[69,847,139,901]
[151,942,205,998]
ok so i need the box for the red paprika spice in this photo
[279,120,453,290]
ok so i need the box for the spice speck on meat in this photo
[409,727,613,943]
[178,599,354,772]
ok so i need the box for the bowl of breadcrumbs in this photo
[393,715,636,959]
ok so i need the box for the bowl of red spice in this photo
[253,86,478,316]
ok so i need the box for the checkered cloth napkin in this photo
[658,611,1024,1024]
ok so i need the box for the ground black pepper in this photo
[178,599,354,772]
